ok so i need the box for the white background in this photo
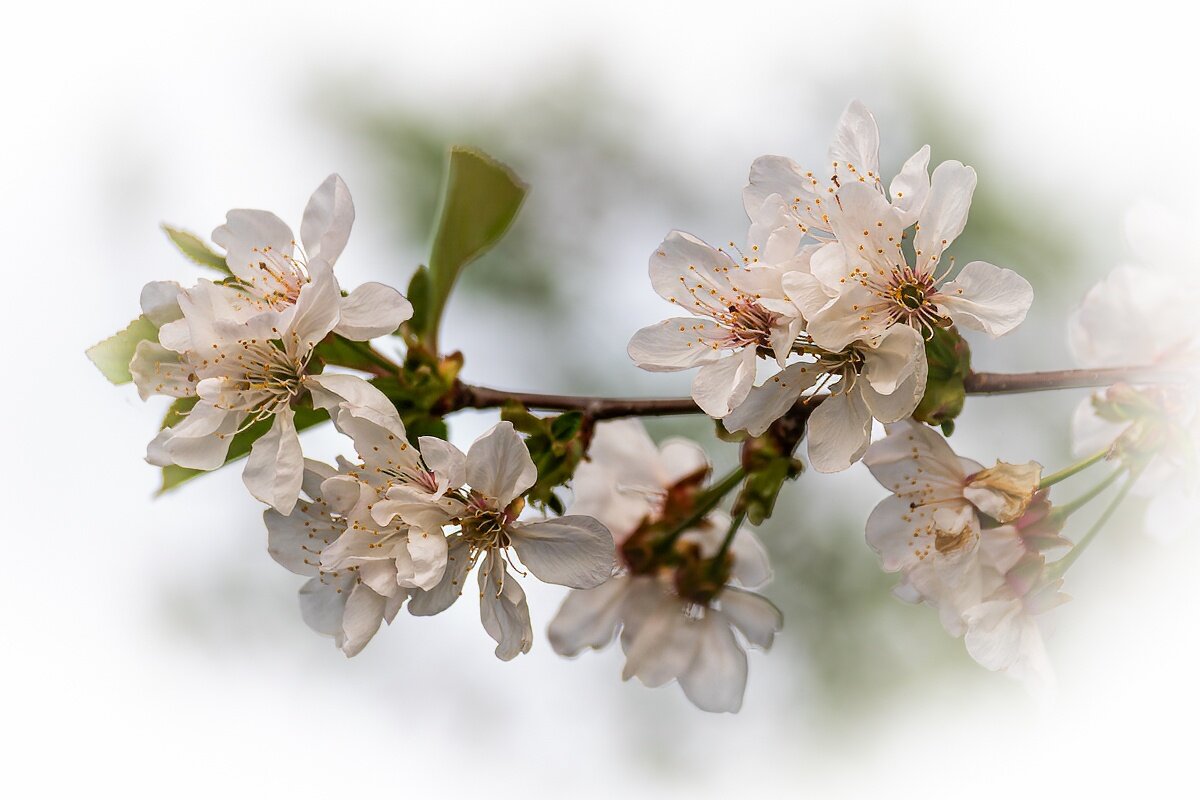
[2,2,1198,797]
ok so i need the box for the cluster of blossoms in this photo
[629,101,1034,472]
[863,421,1066,688]
[1067,205,1200,541]
[131,176,415,512]
[548,420,780,712]
[92,107,1199,713]
[128,178,617,658]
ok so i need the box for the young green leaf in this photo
[423,147,527,348]
[85,316,159,385]
[161,224,231,274]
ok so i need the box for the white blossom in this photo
[264,460,404,656]
[1069,259,1200,541]
[744,100,932,245]
[145,263,347,513]
[378,421,617,660]
[864,422,1061,689]
[547,420,780,713]
[724,323,927,472]
[627,231,807,418]
[787,161,1033,354]
[863,420,1042,572]
[211,174,412,337]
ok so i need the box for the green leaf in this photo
[158,406,328,494]
[423,147,527,346]
[162,225,231,274]
[86,315,158,385]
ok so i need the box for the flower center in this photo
[717,299,777,348]
[219,337,310,421]
[244,245,310,308]
[460,503,516,556]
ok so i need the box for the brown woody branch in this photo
[450,366,1179,420]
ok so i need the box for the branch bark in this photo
[451,365,1178,419]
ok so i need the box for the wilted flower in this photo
[863,420,1042,572]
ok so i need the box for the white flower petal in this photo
[130,340,195,400]
[547,577,629,657]
[889,145,931,227]
[465,421,537,507]
[718,589,782,650]
[728,529,773,589]
[806,386,873,473]
[828,182,907,277]
[937,261,1034,337]
[300,174,355,265]
[805,282,891,352]
[510,516,615,589]
[340,583,386,657]
[862,323,924,396]
[657,437,710,485]
[915,160,977,275]
[627,318,727,372]
[678,614,748,713]
[648,231,738,314]
[407,537,470,616]
[288,260,342,349]
[722,363,818,437]
[335,282,414,341]
[621,598,699,687]
[243,406,304,514]
[298,573,353,637]
[403,530,449,591]
[417,435,467,495]
[829,99,881,188]
[690,348,758,419]
[139,280,184,327]
[863,419,966,494]
[211,209,296,284]
[477,553,533,661]
[154,404,240,470]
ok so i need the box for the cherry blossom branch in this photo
[961,366,1176,395]
[449,365,1174,419]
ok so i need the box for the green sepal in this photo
[499,402,588,514]
[86,315,159,385]
[161,225,231,274]
[913,326,972,433]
